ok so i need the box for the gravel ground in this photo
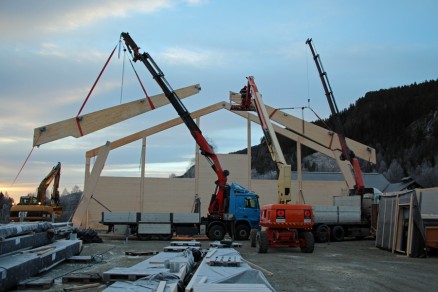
[15,235,438,291]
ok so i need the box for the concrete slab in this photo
[0,239,82,291]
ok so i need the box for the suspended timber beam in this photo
[33,84,201,146]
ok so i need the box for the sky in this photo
[1,0,437,201]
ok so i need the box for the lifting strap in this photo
[75,43,118,136]
[127,57,155,110]
[11,133,41,186]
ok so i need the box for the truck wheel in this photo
[208,225,225,241]
[256,230,269,253]
[250,229,258,247]
[300,231,315,253]
[159,234,173,241]
[137,234,152,241]
[315,225,329,243]
[331,226,345,242]
[235,224,250,240]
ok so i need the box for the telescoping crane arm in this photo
[306,38,364,196]
[120,32,229,216]
[246,76,292,204]
[36,162,61,206]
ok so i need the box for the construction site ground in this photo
[15,234,438,292]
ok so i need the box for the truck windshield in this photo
[245,197,258,209]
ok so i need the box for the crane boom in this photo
[306,38,364,196]
[246,76,292,204]
[120,32,229,216]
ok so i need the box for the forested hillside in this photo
[234,79,438,187]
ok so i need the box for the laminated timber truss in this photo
[84,100,376,198]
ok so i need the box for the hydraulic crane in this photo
[306,38,365,197]
[234,76,314,253]
[120,33,260,240]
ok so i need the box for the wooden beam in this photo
[266,106,376,164]
[86,102,228,158]
[229,92,375,163]
[264,104,376,164]
[33,84,201,146]
[230,107,339,158]
[72,141,110,228]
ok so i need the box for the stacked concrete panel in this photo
[0,222,81,291]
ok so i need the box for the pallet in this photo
[170,240,202,247]
[17,277,54,289]
[164,245,202,252]
[63,282,103,291]
[62,273,102,284]
[206,255,242,267]
[125,250,159,256]
[102,268,169,282]
[66,255,93,263]
[209,241,242,248]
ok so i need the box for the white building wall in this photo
[85,153,347,229]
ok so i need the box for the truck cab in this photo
[205,182,260,241]
[228,183,260,236]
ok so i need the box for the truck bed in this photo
[313,205,361,225]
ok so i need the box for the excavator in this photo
[233,76,314,253]
[120,33,260,241]
[10,162,63,222]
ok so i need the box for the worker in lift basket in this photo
[240,85,248,105]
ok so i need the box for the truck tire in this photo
[159,234,173,241]
[235,224,250,240]
[331,226,345,242]
[315,224,329,243]
[300,231,315,253]
[208,225,225,241]
[256,230,269,253]
[137,234,152,241]
[250,229,258,247]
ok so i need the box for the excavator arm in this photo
[36,162,61,205]
[120,32,229,216]
[306,38,364,196]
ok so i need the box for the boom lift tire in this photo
[256,230,269,253]
[315,224,329,243]
[300,231,315,253]
[208,224,226,241]
[331,225,345,242]
[250,229,258,247]
[235,224,250,240]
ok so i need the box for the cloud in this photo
[158,46,226,67]
[0,0,173,38]
[36,42,110,63]
[184,0,208,6]
[101,161,189,177]
[46,0,173,32]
